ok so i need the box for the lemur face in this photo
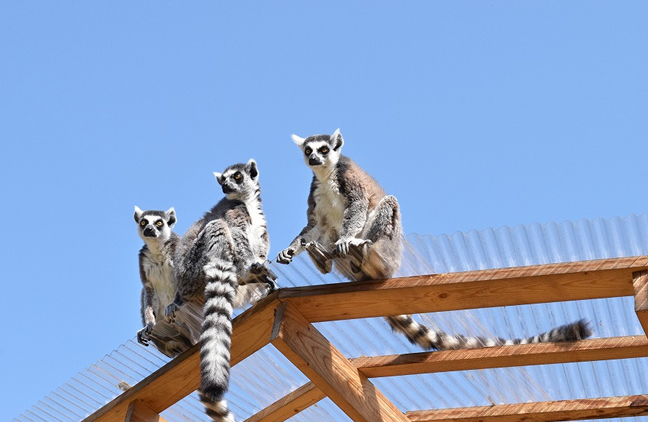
[134,207,176,240]
[214,159,260,199]
[292,129,344,169]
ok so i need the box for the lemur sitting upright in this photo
[166,159,277,422]
[134,206,191,357]
[277,129,592,350]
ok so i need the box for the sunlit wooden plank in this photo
[406,395,648,421]
[633,270,648,338]
[280,256,648,322]
[243,382,326,422]
[123,401,168,422]
[83,293,281,422]
[270,302,409,422]
[353,336,648,378]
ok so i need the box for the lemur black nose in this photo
[143,227,157,237]
[309,157,322,166]
[222,184,234,194]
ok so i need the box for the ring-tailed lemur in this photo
[134,206,192,357]
[166,159,277,422]
[277,129,592,350]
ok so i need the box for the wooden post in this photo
[633,270,648,337]
[270,302,409,422]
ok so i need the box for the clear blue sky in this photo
[1,2,647,420]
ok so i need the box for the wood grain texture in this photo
[241,336,648,420]
[406,395,648,421]
[82,293,281,422]
[280,256,648,322]
[352,336,648,378]
[81,256,648,422]
[243,382,326,422]
[124,401,169,422]
[270,302,409,422]
[633,270,648,337]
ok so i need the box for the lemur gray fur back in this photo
[167,159,276,422]
[134,206,191,357]
[277,129,592,351]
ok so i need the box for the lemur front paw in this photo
[250,261,279,291]
[137,323,154,346]
[165,303,180,322]
[335,238,372,257]
[277,247,296,264]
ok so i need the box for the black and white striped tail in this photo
[199,227,238,422]
[386,315,592,351]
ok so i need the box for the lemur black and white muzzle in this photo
[308,154,324,166]
[142,226,158,238]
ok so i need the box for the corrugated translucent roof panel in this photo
[12,212,648,422]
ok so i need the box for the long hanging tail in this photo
[386,315,592,350]
[199,222,237,422]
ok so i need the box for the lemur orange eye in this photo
[156,221,163,227]
[234,173,242,180]
[140,220,147,227]
[305,148,312,155]
[319,147,329,154]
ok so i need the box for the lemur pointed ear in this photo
[134,206,143,222]
[331,128,344,151]
[247,158,259,179]
[291,134,305,147]
[166,207,177,227]
[213,172,223,184]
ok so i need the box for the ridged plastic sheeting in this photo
[12,212,648,422]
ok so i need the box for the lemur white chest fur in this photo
[242,196,268,262]
[312,168,346,240]
[141,246,175,306]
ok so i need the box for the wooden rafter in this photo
[280,256,648,322]
[270,302,409,422]
[243,382,326,422]
[124,401,168,422]
[405,395,648,421]
[83,293,281,422]
[353,335,648,378]
[82,256,648,422]
[633,270,648,337]
[244,336,648,421]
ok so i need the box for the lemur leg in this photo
[349,195,402,281]
[304,240,335,274]
[231,222,278,302]
[167,220,231,322]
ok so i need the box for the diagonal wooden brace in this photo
[633,270,648,338]
[124,400,168,422]
[270,302,409,422]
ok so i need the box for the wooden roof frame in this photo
[84,256,648,422]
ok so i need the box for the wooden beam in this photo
[243,382,326,422]
[244,336,648,420]
[633,270,648,337]
[83,293,281,422]
[405,395,648,422]
[353,336,648,378]
[280,256,648,322]
[124,401,168,422]
[270,302,409,422]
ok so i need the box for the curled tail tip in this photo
[553,318,593,342]
[574,318,594,340]
[199,394,235,422]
